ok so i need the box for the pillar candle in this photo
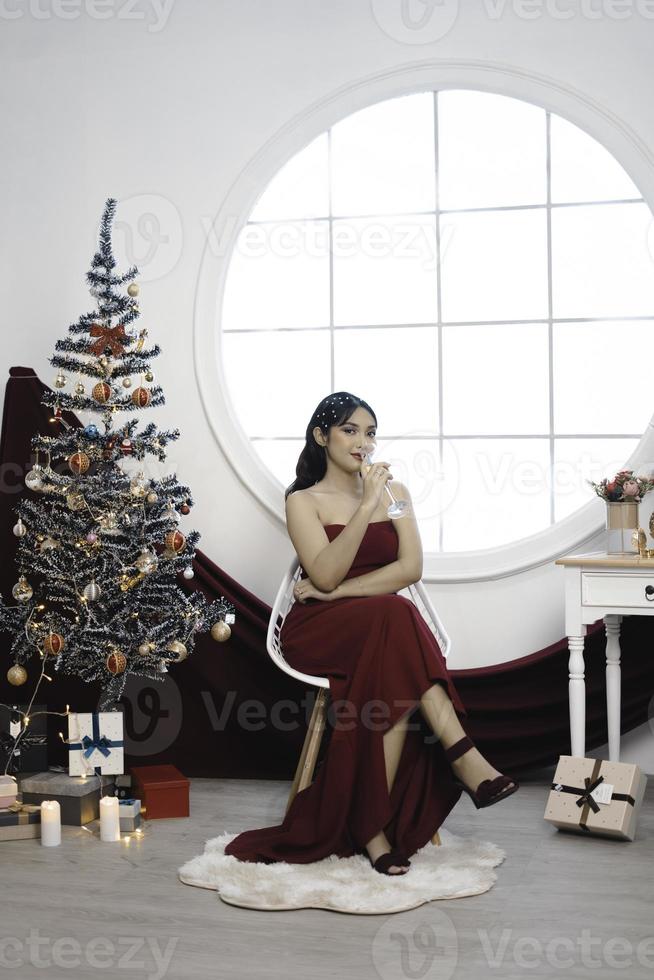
[40,800,61,847]
[99,795,120,842]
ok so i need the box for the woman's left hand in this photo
[293,579,338,603]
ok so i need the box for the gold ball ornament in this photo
[92,381,111,403]
[166,640,188,663]
[74,382,85,395]
[7,664,28,686]
[66,491,86,511]
[127,283,140,297]
[138,641,154,656]
[12,575,33,603]
[106,649,126,675]
[146,491,158,504]
[134,549,158,574]
[131,386,151,407]
[211,620,231,642]
[122,377,132,388]
[44,632,65,656]
[164,530,186,554]
[144,370,154,382]
[68,451,90,475]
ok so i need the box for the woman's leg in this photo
[364,713,410,873]
[419,682,511,789]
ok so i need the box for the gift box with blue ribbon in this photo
[67,711,124,776]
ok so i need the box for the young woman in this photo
[224,392,518,876]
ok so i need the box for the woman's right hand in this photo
[360,459,392,514]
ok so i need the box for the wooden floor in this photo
[3,766,653,980]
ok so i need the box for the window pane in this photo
[250,134,329,221]
[438,90,546,210]
[222,330,330,437]
[440,209,548,322]
[552,203,654,319]
[222,220,330,330]
[443,324,549,435]
[553,438,640,522]
[334,327,439,435]
[332,214,437,325]
[253,439,306,489]
[554,321,654,435]
[551,114,641,204]
[330,93,436,217]
[441,439,551,550]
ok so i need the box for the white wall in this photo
[2,0,653,770]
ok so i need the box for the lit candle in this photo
[99,795,120,842]
[41,800,61,847]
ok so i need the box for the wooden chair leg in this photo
[285,689,329,815]
[431,830,442,846]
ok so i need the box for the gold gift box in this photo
[544,755,648,841]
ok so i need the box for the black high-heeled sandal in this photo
[368,848,411,875]
[444,735,519,809]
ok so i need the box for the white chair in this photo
[266,554,453,845]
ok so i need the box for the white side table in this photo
[555,551,654,761]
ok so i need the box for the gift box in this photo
[118,798,141,832]
[0,703,48,775]
[19,770,115,826]
[115,774,132,800]
[130,765,189,819]
[0,803,42,841]
[544,755,648,841]
[68,711,124,776]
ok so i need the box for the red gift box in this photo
[129,764,189,819]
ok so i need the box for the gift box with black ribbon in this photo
[0,703,48,775]
[118,798,141,833]
[544,755,648,841]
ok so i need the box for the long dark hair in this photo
[284,391,377,499]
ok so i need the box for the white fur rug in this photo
[178,828,506,914]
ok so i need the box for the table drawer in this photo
[582,571,654,608]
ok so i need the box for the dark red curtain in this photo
[1,367,653,780]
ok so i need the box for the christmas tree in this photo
[0,198,235,711]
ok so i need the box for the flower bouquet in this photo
[586,469,654,503]
[587,469,654,554]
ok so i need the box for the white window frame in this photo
[194,62,654,583]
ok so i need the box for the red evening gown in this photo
[224,519,469,865]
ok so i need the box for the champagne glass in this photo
[360,444,409,519]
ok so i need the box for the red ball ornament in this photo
[68,451,90,475]
[106,650,126,675]
[92,381,111,403]
[44,632,65,656]
[164,530,186,554]
[180,503,190,515]
[131,387,151,407]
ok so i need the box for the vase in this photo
[605,501,639,554]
